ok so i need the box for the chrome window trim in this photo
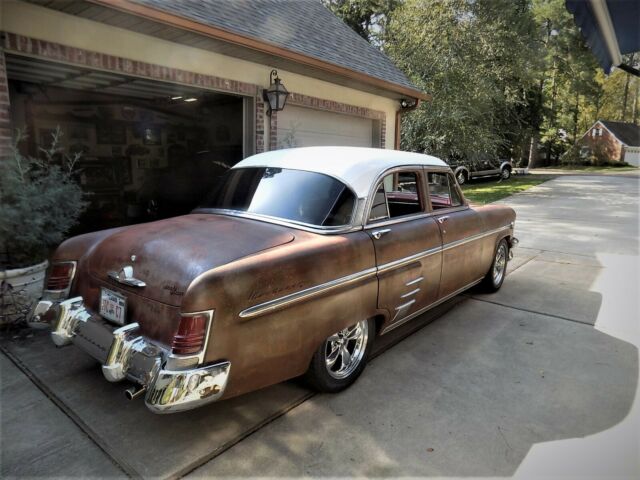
[239,268,378,319]
[363,165,429,228]
[193,167,360,233]
[192,208,363,235]
[238,224,513,319]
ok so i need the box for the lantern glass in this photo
[265,77,289,114]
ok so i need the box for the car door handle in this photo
[437,216,449,224]
[371,228,391,240]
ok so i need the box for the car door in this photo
[365,169,442,333]
[426,170,486,299]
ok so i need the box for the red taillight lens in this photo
[46,262,75,291]
[171,313,209,355]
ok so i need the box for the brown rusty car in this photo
[30,147,517,413]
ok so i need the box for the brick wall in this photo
[2,32,389,156]
[0,47,10,160]
[582,122,624,162]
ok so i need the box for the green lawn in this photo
[535,165,639,173]
[461,175,554,204]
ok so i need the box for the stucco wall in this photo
[1,1,399,149]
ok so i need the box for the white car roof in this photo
[233,147,448,198]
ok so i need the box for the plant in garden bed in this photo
[0,127,88,324]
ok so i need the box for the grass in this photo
[461,175,554,204]
[535,164,639,173]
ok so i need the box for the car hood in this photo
[86,214,295,306]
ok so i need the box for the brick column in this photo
[256,99,265,154]
[0,47,11,160]
[269,110,278,151]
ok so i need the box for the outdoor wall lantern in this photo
[263,69,289,116]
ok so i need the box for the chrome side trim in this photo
[377,245,441,274]
[401,288,421,298]
[441,225,511,252]
[381,277,484,335]
[395,299,416,311]
[239,268,378,319]
[238,224,511,320]
[406,276,424,286]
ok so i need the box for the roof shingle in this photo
[601,121,640,147]
[132,0,417,92]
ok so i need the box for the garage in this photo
[624,147,640,167]
[6,54,253,233]
[277,105,380,148]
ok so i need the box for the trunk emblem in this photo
[108,266,146,288]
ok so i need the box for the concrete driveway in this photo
[2,175,638,478]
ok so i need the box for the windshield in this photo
[198,167,356,227]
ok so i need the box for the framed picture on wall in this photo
[142,126,162,145]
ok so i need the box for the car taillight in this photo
[46,262,76,291]
[171,312,210,355]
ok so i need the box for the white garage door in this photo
[277,106,376,148]
[624,148,640,167]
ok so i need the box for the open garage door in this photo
[277,106,379,148]
[6,54,253,233]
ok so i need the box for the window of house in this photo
[368,171,423,222]
[427,172,464,210]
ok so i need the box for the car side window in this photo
[368,171,423,222]
[428,172,464,210]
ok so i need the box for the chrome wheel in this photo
[493,243,507,285]
[457,172,466,185]
[324,319,369,380]
[501,168,511,179]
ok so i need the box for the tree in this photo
[385,0,538,161]
[322,0,399,48]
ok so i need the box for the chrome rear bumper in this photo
[29,296,230,414]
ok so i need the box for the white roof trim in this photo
[233,147,448,198]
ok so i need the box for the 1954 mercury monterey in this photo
[30,147,517,413]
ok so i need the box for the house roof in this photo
[234,147,446,198]
[126,0,421,98]
[600,121,640,146]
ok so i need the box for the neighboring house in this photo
[0,0,426,231]
[579,120,640,167]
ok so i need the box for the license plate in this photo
[100,288,127,325]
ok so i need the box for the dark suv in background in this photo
[448,154,513,185]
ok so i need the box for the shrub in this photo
[0,127,88,269]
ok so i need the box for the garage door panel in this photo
[277,106,375,148]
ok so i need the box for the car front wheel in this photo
[501,167,511,180]
[480,238,508,292]
[456,170,468,185]
[305,318,374,393]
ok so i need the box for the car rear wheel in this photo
[456,170,468,185]
[501,167,511,180]
[305,318,374,393]
[480,238,508,292]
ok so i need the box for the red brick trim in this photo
[287,92,385,121]
[256,101,265,154]
[269,110,279,151]
[0,47,11,160]
[3,33,260,97]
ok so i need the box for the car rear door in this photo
[426,170,487,299]
[365,169,442,333]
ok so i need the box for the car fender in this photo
[499,161,512,171]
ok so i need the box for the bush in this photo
[0,127,88,269]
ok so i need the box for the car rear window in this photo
[199,167,356,227]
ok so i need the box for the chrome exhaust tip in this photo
[124,385,147,401]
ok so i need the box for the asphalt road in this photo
[2,175,638,478]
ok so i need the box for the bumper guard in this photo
[29,296,230,413]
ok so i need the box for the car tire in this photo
[501,167,511,180]
[480,238,509,292]
[304,318,375,393]
[456,170,468,185]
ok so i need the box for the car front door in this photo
[426,170,487,299]
[365,169,442,333]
